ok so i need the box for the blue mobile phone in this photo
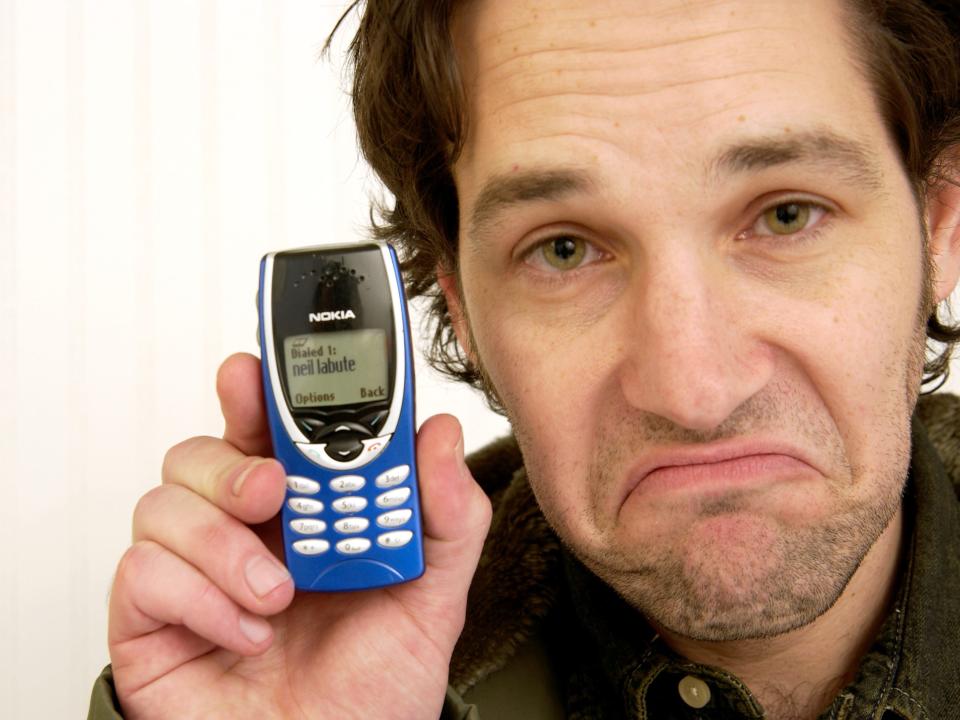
[257,242,424,592]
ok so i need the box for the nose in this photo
[617,250,773,433]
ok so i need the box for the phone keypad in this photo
[376,487,410,509]
[330,475,366,493]
[288,497,324,515]
[287,476,321,494]
[376,509,412,528]
[292,539,330,555]
[336,538,371,555]
[285,464,416,560]
[290,518,326,535]
[334,517,369,534]
[332,496,368,514]
[377,531,413,549]
[375,465,409,488]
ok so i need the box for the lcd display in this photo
[283,330,388,408]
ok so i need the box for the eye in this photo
[527,235,600,272]
[754,201,826,237]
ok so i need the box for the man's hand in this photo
[107,352,492,719]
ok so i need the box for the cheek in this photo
[476,303,614,434]
[766,246,923,480]
[463,278,624,502]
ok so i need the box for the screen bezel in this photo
[262,243,407,446]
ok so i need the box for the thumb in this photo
[413,413,493,584]
[216,352,274,457]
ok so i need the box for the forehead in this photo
[452,0,890,192]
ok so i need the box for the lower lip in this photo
[629,454,814,500]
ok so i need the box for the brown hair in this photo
[335,0,960,406]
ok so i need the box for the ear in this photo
[927,176,960,302]
[436,268,475,363]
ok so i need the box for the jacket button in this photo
[678,675,711,709]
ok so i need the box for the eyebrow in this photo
[467,168,594,244]
[709,130,886,193]
[466,130,886,243]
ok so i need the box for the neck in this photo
[656,509,904,720]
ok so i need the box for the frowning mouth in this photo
[620,439,822,506]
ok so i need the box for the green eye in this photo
[763,203,811,235]
[541,236,587,270]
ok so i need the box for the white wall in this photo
[4,2,960,718]
[0,2,510,718]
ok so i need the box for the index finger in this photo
[217,352,273,457]
[161,436,286,526]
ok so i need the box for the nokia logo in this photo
[309,310,356,322]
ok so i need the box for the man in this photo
[89,0,960,718]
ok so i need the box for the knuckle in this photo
[472,494,494,535]
[479,494,493,524]
[116,540,164,585]
[194,514,235,556]
[131,485,169,533]
[191,572,223,611]
[161,435,217,483]
[160,437,195,480]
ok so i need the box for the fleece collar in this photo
[451,394,960,720]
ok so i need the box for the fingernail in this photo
[232,458,268,496]
[245,555,291,598]
[238,613,272,645]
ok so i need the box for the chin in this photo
[577,499,895,642]
[636,564,849,643]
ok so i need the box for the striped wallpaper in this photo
[2,2,959,718]
[0,2,508,717]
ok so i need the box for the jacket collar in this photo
[554,417,960,719]
[879,419,960,719]
[451,395,960,718]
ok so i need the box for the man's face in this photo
[446,0,939,641]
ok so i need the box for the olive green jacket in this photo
[89,394,960,719]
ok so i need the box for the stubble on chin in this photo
[517,374,912,642]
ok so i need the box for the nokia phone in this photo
[257,242,424,591]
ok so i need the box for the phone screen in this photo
[282,329,389,408]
